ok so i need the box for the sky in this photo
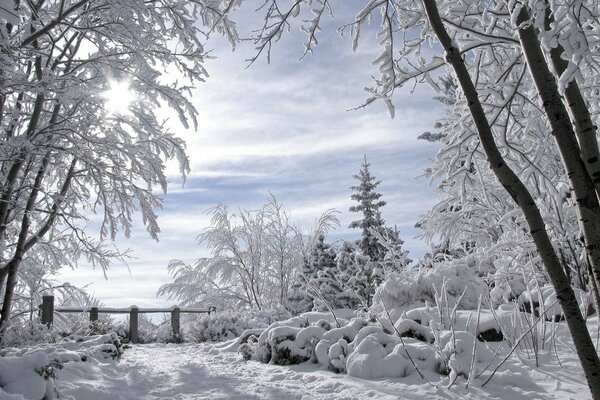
[57,3,443,309]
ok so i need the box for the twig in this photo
[466,295,482,388]
[481,299,557,387]
[377,293,435,386]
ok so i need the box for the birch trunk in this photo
[513,3,600,319]
[422,1,600,397]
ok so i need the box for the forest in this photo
[1,1,600,399]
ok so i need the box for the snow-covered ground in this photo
[54,338,590,400]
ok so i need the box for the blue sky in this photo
[58,4,443,308]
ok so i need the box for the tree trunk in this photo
[513,3,600,325]
[0,154,50,325]
[542,5,600,315]
[421,1,600,398]
[0,157,76,325]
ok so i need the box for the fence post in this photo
[171,307,180,338]
[129,306,139,344]
[90,307,99,322]
[41,295,54,326]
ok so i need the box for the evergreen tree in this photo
[300,234,344,310]
[336,241,384,309]
[335,242,361,309]
[284,281,313,315]
[342,157,411,309]
[378,226,412,275]
[349,156,388,261]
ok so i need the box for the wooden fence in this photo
[39,295,215,344]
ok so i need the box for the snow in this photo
[346,334,413,379]
[48,320,593,400]
[0,352,50,400]
[0,316,594,399]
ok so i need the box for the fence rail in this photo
[39,295,215,344]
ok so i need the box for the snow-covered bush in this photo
[232,304,524,384]
[0,333,125,399]
[0,321,55,348]
[374,258,489,313]
[346,328,414,379]
[236,311,355,365]
[516,284,594,321]
[436,330,494,382]
[184,309,285,342]
[0,351,57,400]
[1,332,125,362]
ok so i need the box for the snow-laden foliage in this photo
[0,284,112,348]
[0,0,239,324]
[183,308,286,342]
[374,256,490,313]
[233,305,511,384]
[417,72,587,297]
[159,196,339,311]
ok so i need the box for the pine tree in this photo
[349,156,411,267]
[349,156,388,261]
[300,234,343,310]
[284,281,313,315]
[343,157,411,309]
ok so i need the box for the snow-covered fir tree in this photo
[341,157,411,308]
[301,234,345,310]
[284,281,313,315]
[348,156,388,262]
[335,242,361,309]
[335,242,379,309]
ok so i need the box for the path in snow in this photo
[56,341,589,400]
[58,343,407,400]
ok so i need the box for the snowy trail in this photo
[55,342,588,400]
[58,343,407,400]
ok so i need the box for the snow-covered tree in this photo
[306,235,345,310]
[158,197,339,310]
[0,1,238,326]
[342,158,410,309]
[335,242,375,309]
[348,156,387,262]
[283,281,313,315]
[242,1,600,393]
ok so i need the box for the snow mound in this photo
[346,333,414,379]
[0,351,55,400]
[374,260,488,313]
[0,333,124,399]
[234,307,501,383]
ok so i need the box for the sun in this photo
[103,80,137,115]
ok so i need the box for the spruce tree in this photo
[301,234,343,310]
[344,157,411,308]
[284,281,314,315]
[348,155,389,262]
